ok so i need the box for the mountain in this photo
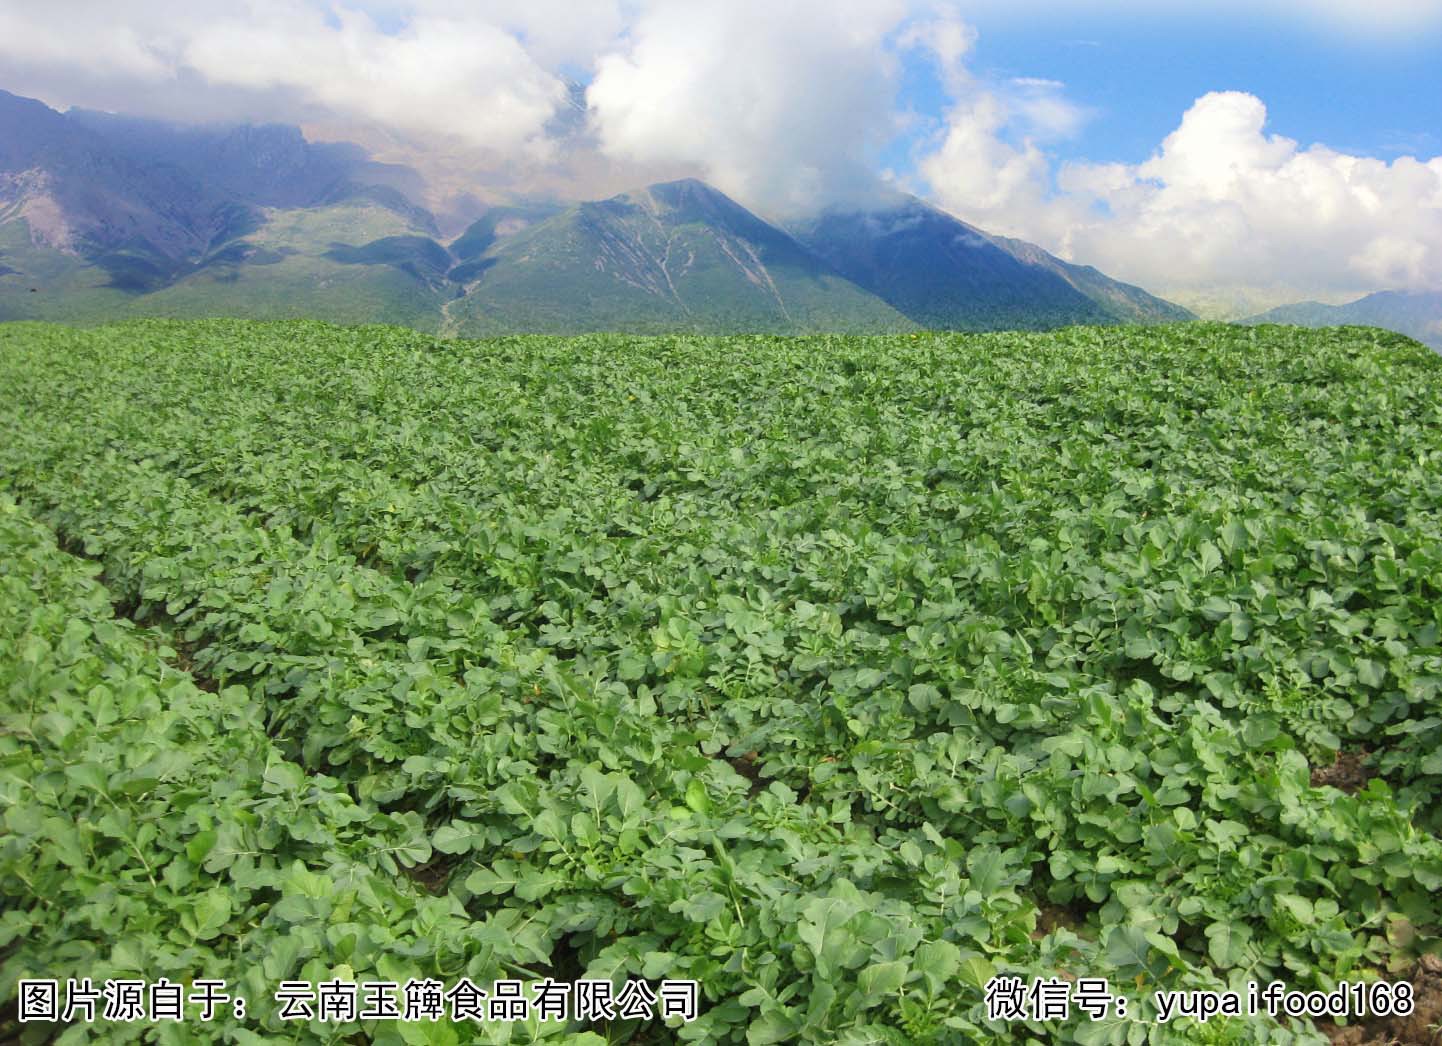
[0,89,448,327]
[789,196,1191,331]
[444,179,912,335]
[1244,290,1442,350]
[988,235,1194,326]
[0,90,235,286]
[447,202,564,283]
[0,89,1193,335]
[65,108,438,230]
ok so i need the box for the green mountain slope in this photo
[447,179,915,335]
[0,88,447,327]
[989,235,1194,325]
[129,203,450,330]
[791,197,1192,330]
[0,200,448,329]
[0,220,131,322]
[1245,290,1442,350]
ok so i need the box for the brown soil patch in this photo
[1319,955,1442,1045]
[1311,748,1374,793]
[1031,903,1083,941]
[729,750,766,796]
[403,855,455,895]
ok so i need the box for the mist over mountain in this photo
[0,89,1198,335]
[0,89,433,301]
[1245,290,1442,351]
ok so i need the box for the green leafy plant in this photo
[2,318,1439,1044]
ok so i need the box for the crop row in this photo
[11,321,1442,813]
[4,318,1441,1044]
[4,332,1052,1043]
[0,493,590,1044]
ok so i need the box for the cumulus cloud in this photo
[0,0,943,215]
[0,2,573,157]
[896,7,976,93]
[189,7,566,155]
[343,0,628,69]
[920,95,1053,220]
[923,90,1442,313]
[586,0,916,217]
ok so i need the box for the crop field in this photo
[3,318,1442,1045]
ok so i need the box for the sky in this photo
[0,0,1439,315]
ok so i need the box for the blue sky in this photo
[889,8,1442,172]
[867,5,1442,312]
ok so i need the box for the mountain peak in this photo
[627,179,795,250]
[441,174,914,335]
[646,176,725,198]
[0,89,97,169]
[0,88,56,113]
[656,177,725,204]
[625,178,741,217]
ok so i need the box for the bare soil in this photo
[1311,748,1374,793]
[1319,954,1442,1045]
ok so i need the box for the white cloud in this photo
[0,1,575,156]
[343,0,628,69]
[0,0,947,215]
[586,0,916,217]
[187,7,566,155]
[896,8,977,93]
[1005,78,1090,141]
[923,90,1442,313]
[920,94,1054,219]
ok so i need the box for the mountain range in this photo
[1245,291,1442,351]
[2,87,1194,335]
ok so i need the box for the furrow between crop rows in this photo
[0,494,532,1043]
